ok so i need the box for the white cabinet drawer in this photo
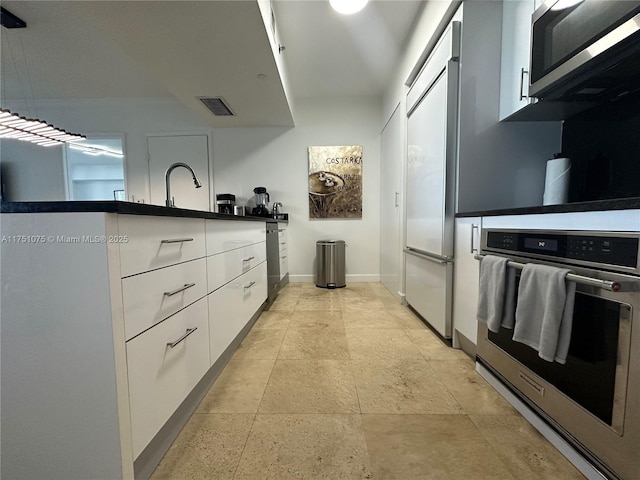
[208,262,267,364]
[278,228,287,253]
[206,242,266,293]
[206,220,265,255]
[118,215,206,277]
[279,248,289,280]
[126,298,210,459]
[122,257,207,340]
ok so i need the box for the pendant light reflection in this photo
[330,0,369,15]
[67,143,124,158]
[0,109,85,147]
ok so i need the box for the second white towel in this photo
[513,263,576,364]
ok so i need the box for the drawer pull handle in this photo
[277,229,285,232]
[244,281,256,289]
[281,256,287,259]
[243,256,255,262]
[280,242,287,245]
[167,327,198,348]
[161,238,194,244]
[164,283,196,296]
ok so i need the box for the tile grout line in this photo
[230,300,290,480]
[342,286,378,477]
[464,414,520,480]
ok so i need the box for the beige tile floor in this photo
[151,282,585,480]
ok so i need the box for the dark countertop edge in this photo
[456,197,640,218]
[0,201,289,223]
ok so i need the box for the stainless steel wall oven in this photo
[476,228,640,480]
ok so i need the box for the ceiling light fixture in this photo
[330,0,369,15]
[0,109,86,147]
[1,8,86,147]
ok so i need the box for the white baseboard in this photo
[289,275,314,283]
[289,274,381,284]
[476,362,607,480]
[346,274,380,283]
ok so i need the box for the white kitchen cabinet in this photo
[499,0,536,120]
[380,104,404,299]
[126,297,210,458]
[206,242,267,293]
[209,262,268,364]
[278,225,289,280]
[205,218,268,365]
[118,214,206,277]
[122,257,207,340]
[206,219,266,255]
[279,249,289,281]
[452,217,481,354]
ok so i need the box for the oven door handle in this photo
[474,254,621,292]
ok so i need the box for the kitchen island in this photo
[0,201,286,480]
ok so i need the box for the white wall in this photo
[1,98,213,205]
[212,96,382,282]
[0,140,66,201]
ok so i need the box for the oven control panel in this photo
[485,231,639,269]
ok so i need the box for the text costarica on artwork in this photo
[325,156,362,164]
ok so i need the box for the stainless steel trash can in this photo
[316,240,346,288]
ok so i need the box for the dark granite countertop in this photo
[0,201,289,223]
[456,197,640,218]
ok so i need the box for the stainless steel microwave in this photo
[529,0,640,103]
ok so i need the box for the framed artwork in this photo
[308,145,362,219]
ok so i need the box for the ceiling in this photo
[0,1,423,127]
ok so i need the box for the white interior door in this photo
[380,105,404,298]
[406,72,447,255]
[148,135,210,211]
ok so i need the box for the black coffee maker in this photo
[251,187,271,217]
[216,193,235,214]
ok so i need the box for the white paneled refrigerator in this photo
[404,22,460,339]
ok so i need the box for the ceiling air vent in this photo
[198,97,234,116]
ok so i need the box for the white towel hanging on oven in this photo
[477,255,517,332]
[513,263,576,364]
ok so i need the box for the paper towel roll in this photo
[543,157,571,205]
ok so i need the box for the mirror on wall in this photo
[64,137,126,201]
